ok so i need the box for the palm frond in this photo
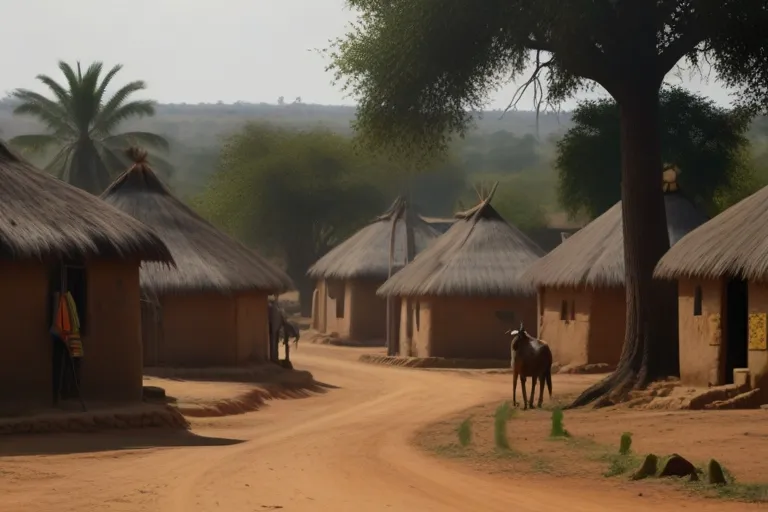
[92,81,151,133]
[96,143,130,177]
[11,89,76,135]
[44,143,76,180]
[9,134,63,154]
[94,64,123,106]
[104,131,170,152]
[57,61,81,96]
[35,74,72,113]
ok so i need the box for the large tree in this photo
[10,61,170,194]
[558,87,755,219]
[329,1,768,407]
[195,123,388,315]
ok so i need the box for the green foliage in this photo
[457,417,472,447]
[550,407,569,438]
[619,432,632,456]
[557,87,756,219]
[8,60,168,194]
[493,402,512,449]
[195,123,388,307]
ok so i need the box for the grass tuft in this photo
[494,402,511,449]
[619,432,632,455]
[550,407,570,438]
[457,417,472,447]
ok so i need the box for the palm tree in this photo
[9,60,171,194]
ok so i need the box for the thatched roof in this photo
[0,141,172,263]
[377,198,545,298]
[523,187,708,289]
[655,183,768,282]
[307,197,441,281]
[101,148,293,294]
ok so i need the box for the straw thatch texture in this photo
[307,197,441,280]
[0,141,172,262]
[655,184,768,282]
[377,201,545,298]
[523,191,709,288]
[101,150,293,294]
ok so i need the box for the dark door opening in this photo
[48,264,87,405]
[724,278,749,384]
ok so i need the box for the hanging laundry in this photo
[50,291,83,358]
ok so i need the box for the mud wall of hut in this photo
[81,260,144,402]
[539,287,625,368]
[146,291,269,367]
[0,261,54,411]
[312,278,388,342]
[747,283,768,400]
[0,259,145,412]
[411,296,537,360]
[677,279,723,387]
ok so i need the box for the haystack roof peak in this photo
[101,147,293,294]
[0,141,172,263]
[307,195,441,281]
[377,190,545,298]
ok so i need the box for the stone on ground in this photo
[631,454,658,481]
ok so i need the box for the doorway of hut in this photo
[48,264,87,405]
[723,277,748,384]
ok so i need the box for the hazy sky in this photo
[1,0,739,110]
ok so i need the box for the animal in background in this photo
[508,322,553,409]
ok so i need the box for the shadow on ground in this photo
[0,428,244,457]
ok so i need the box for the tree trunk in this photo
[569,82,679,408]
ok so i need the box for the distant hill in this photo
[0,99,573,147]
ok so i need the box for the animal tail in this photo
[545,367,553,398]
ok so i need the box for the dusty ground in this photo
[419,399,768,503]
[145,371,323,417]
[0,343,764,511]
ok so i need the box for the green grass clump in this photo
[602,452,642,477]
[494,402,511,449]
[619,432,633,455]
[457,417,472,447]
[550,407,570,438]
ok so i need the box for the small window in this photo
[560,300,568,321]
[335,288,345,319]
[693,285,703,317]
[414,301,420,331]
[570,300,576,321]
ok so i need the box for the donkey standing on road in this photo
[509,323,553,410]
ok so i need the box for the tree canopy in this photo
[9,60,170,194]
[195,123,388,313]
[557,87,756,219]
[329,0,768,408]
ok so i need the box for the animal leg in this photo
[512,371,518,407]
[529,377,537,409]
[520,376,528,411]
[538,375,545,408]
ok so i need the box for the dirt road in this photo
[0,345,758,511]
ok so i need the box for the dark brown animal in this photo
[509,323,553,409]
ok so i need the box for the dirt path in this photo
[0,345,758,511]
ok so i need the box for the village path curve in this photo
[0,343,760,512]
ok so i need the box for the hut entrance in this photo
[723,277,749,384]
[49,264,87,405]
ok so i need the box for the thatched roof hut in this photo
[101,148,293,295]
[0,141,174,409]
[377,200,545,298]
[523,188,709,289]
[654,185,768,281]
[376,196,545,360]
[0,142,171,262]
[522,172,708,371]
[101,148,293,367]
[308,197,441,343]
[307,197,440,281]
[654,184,768,390]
